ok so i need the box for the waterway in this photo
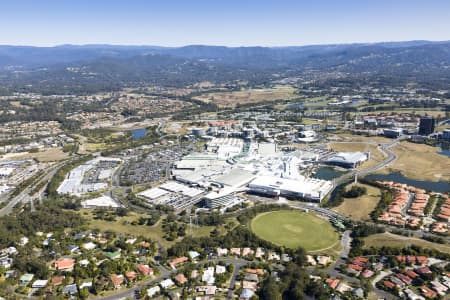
[313,166,347,181]
[130,128,147,140]
[365,172,450,193]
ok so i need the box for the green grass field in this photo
[251,210,339,251]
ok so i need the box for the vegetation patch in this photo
[333,183,381,221]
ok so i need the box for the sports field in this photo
[251,210,339,251]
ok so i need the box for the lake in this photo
[313,166,347,180]
[130,128,147,140]
[365,172,450,193]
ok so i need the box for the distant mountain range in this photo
[0,41,449,94]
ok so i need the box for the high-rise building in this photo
[418,116,435,136]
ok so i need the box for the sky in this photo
[1,0,449,47]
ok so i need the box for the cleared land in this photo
[82,210,214,248]
[192,86,297,107]
[333,183,381,221]
[1,148,69,162]
[329,142,386,170]
[364,232,450,254]
[380,141,450,181]
[251,210,339,251]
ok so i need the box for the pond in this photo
[365,172,450,193]
[313,166,347,180]
[130,128,147,140]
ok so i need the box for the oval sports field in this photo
[250,210,339,251]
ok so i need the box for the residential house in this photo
[54,258,75,271]
[174,273,188,285]
[160,278,175,289]
[110,274,125,289]
[138,264,154,276]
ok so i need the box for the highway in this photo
[0,159,72,216]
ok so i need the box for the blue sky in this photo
[1,0,449,46]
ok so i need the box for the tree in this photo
[259,277,282,300]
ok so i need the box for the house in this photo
[147,286,161,297]
[416,266,432,275]
[390,276,406,288]
[196,285,217,296]
[240,288,255,299]
[406,269,419,279]
[404,288,424,300]
[125,271,137,282]
[160,278,175,289]
[62,284,78,295]
[244,273,258,282]
[83,242,97,250]
[202,267,215,285]
[242,280,258,291]
[110,274,125,289]
[282,253,291,262]
[126,237,137,244]
[317,255,331,266]
[19,237,29,246]
[416,256,428,265]
[174,273,188,285]
[32,279,48,288]
[104,250,121,260]
[54,259,75,271]
[336,282,352,293]
[169,256,188,269]
[79,259,90,267]
[67,244,79,253]
[217,247,228,257]
[246,268,264,276]
[140,241,151,248]
[51,275,65,287]
[383,280,395,290]
[242,247,254,256]
[306,255,317,266]
[420,286,437,298]
[230,248,241,256]
[255,247,264,258]
[397,273,412,285]
[191,270,199,279]
[430,280,448,296]
[268,252,280,261]
[215,265,226,274]
[326,278,340,290]
[79,280,93,290]
[19,273,34,286]
[138,264,154,276]
[0,257,13,268]
[188,250,200,260]
[361,269,374,279]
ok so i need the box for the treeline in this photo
[168,226,281,258]
[370,188,395,221]
[0,201,85,248]
[236,204,292,225]
[351,223,385,238]
[258,247,330,300]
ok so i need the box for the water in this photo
[365,172,450,193]
[313,166,346,180]
[130,128,147,140]
[437,143,450,157]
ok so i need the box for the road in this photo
[332,136,403,186]
[99,258,248,300]
[0,159,73,216]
